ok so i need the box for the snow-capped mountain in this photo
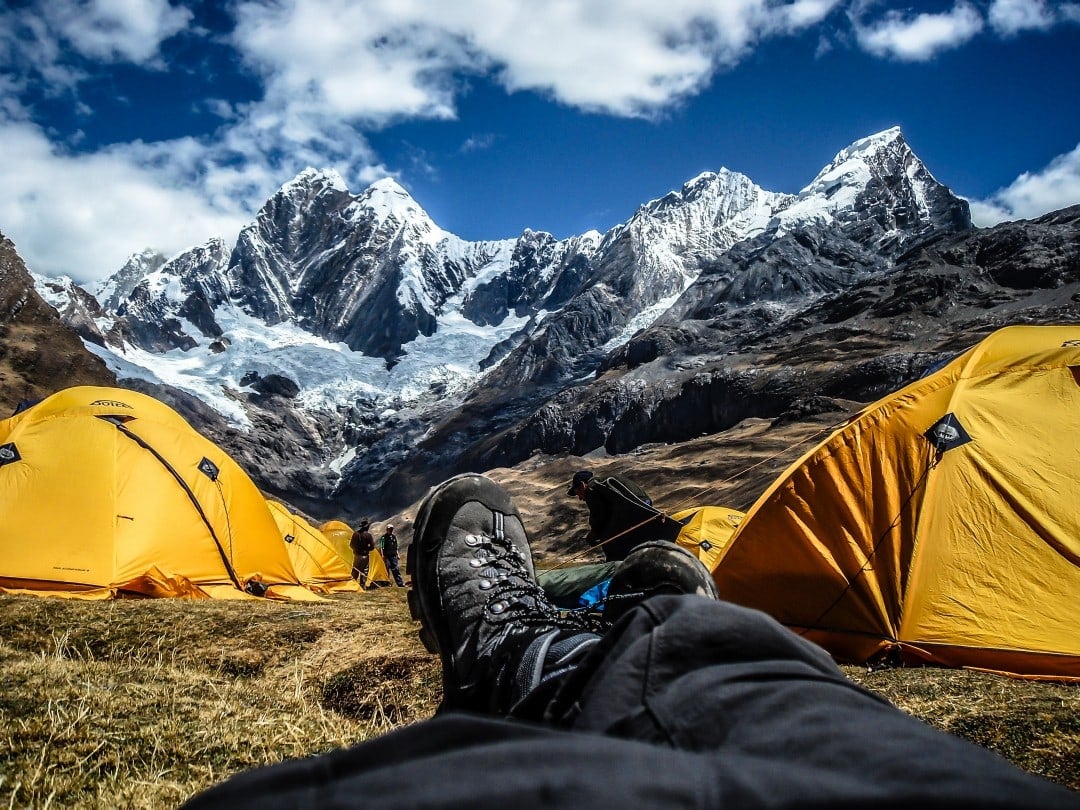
[34,127,976,517]
[773,127,968,245]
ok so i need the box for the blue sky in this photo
[1,0,1079,285]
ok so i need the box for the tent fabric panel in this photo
[319,520,355,564]
[111,436,235,587]
[268,501,356,590]
[0,413,119,587]
[365,550,392,588]
[22,386,195,433]
[956,324,1080,380]
[900,363,1080,660]
[715,387,947,645]
[119,419,299,587]
[898,642,1080,683]
[671,506,745,572]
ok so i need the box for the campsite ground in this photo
[1,588,1077,807]
[1,412,1078,806]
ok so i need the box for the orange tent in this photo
[714,326,1080,681]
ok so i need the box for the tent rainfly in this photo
[319,519,355,565]
[0,386,318,600]
[713,325,1080,681]
[268,500,358,593]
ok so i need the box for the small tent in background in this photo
[267,501,358,593]
[713,325,1080,681]
[0,386,319,600]
[671,506,745,571]
[319,520,355,565]
[364,549,393,588]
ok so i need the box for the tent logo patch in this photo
[90,399,133,408]
[198,457,220,481]
[0,443,20,466]
[924,414,972,452]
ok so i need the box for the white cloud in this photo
[0,115,250,281]
[461,134,497,153]
[230,0,845,121]
[852,2,984,61]
[988,0,1054,36]
[42,0,193,64]
[0,0,191,83]
[970,143,1080,226]
[770,0,844,33]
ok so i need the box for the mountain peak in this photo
[280,167,348,195]
[845,126,905,154]
[773,125,968,244]
[357,176,432,227]
[810,126,912,188]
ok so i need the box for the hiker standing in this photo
[378,524,405,586]
[349,519,375,586]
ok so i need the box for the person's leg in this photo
[387,552,405,587]
[184,476,1078,809]
[536,594,1080,807]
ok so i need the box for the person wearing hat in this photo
[567,469,659,561]
[378,523,405,587]
[350,519,376,586]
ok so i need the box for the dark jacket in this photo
[350,529,375,555]
[582,475,679,561]
[380,532,399,555]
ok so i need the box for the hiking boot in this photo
[408,473,601,714]
[603,540,719,624]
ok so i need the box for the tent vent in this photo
[923,413,972,452]
[198,457,220,481]
[0,442,21,467]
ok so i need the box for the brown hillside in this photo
[0,232,115,415]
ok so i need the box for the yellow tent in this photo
[267,501,358,593]
[365,549,393,588]
[0,386,318,600]
[319,519,355,565]
[713,325,1080,681]
[672,506,745,571]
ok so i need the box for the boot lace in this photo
[463,527,604,638]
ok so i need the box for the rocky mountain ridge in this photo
[17,127,1079,522]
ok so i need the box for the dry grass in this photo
[0,591,441,808]
[844,665,1080,791]
[0,588,1076,808]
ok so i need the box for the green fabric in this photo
[537,562,620,608]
